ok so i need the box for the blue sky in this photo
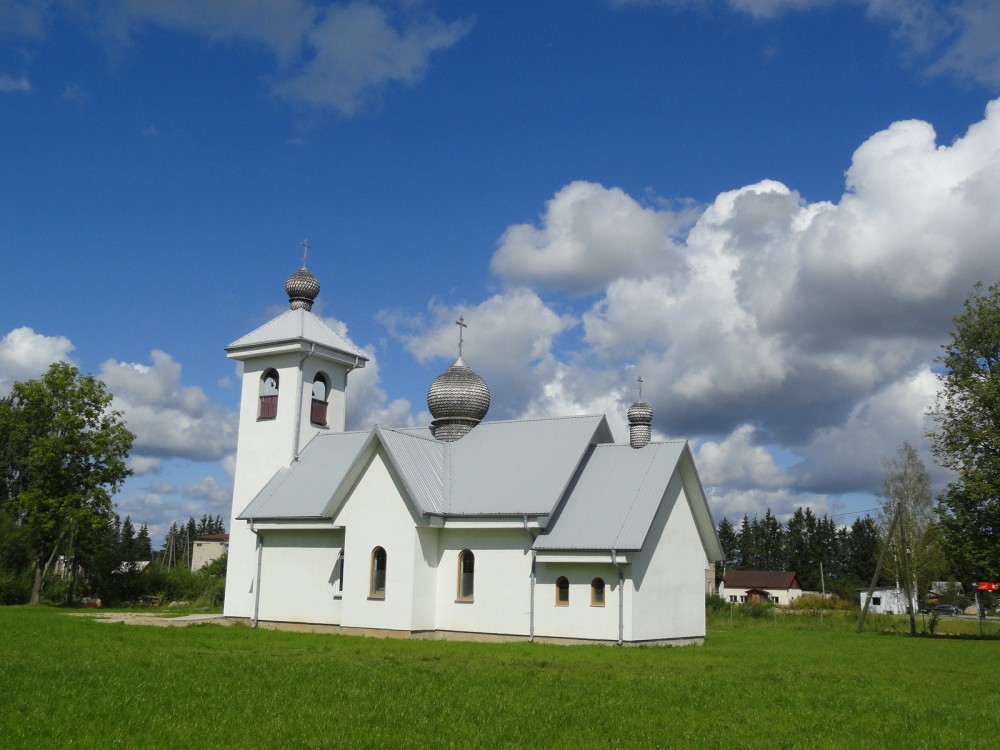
[2,0,999,543]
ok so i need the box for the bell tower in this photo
[223,244,368,618]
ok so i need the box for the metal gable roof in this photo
[375,426,446,515]
[445,415,611,515]
[226,308,367,361]
[237,430,370,519]
[533,441,686,551]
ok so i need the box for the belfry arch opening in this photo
[311,373,329,426]
[258,369,279,420]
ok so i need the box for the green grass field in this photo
[1,606,997,749]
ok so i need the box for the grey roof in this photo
[226,308,368,362]
[445,415,610,515]
[234,415,722,561]
[238,430,370,519]
[533,442,686,551]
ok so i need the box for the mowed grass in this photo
[1,607,998,749]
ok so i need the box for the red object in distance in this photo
[976,582,1000,591]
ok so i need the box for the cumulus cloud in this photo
[381,289,577,419]
[99,350,238,468]
[491,181,692,295]
[0,327,75,395]
[5,0,472,116]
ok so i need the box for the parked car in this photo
[932,604,962,617]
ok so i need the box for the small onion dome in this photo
[627,399,653,449]
[286,267,320,311]
[427,356,491,442]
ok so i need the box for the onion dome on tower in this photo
[627,377,653,449]
[285,239,320,310]
[427,317,490,442]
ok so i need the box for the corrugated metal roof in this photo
[446,415,609,515]
[226,308,367,360]
[376,426,446,515]
[237,431,370,519]
[533,442,686,550]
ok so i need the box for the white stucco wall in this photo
[533,562,625,642]
[630,471,706,642]
[256,529,342,624]
[434,529,534,637]
[333,448,423,633]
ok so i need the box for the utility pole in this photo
[856,503,901,633]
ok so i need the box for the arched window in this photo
[336,549,344,593]
[370,547,387,598]
[556,576,569,606]
[258,370,279,420]
[311,373,329,426]
[457,550,475,601]
[591,578,605,607]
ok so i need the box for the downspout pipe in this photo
[523,515,536,643]
[612,548,624,646]
[250,522,264,629]
[292,343,315,462]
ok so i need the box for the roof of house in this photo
[226,307,368,362]
[236,415,723,560]
[724,570,801,590]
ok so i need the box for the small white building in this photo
[223,264,723,645]
[859,586,915,615]
[719,570,802,606]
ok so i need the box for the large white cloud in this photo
[0,326,75,395]
[491,181,693,295]
[99,350,238,471]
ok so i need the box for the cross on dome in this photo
[300,239,311,269]
[456,316,468,357]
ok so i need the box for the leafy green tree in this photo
[928,281,1000,582]
[0,363,134,603]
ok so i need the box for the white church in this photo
[222,261,723,645]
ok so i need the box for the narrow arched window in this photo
[336,549,344,593]
[311,373,329,426]
[591,578,605,607]
[258,370,279,420]
[370,547,386,598]
[457,550,474,601]
[556,576,569,606]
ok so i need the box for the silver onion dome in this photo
[286,267,320,311]
[427,356,490,442]
[627,399,653,449]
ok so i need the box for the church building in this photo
[223,261,723,645]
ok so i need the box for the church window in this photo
[591,578,605,607]
[556,576,569,606]
[370,547,387,598]
[457,550,474,601]
[311,373,329,426]
[258,370,279,420]
[336,549,344,593]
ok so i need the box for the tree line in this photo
[716,509,882,597]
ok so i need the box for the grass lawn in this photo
[1,606,998,748]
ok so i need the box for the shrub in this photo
[788,594,857,612]
[706,593,728,613]
[0,568,31,605]
[739,599,774,618]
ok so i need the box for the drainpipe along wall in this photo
[524,515,536,642]
[251,523,264,628]
[292,343,315,462]
[611,549,624,646]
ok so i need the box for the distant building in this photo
[222,262,723,645]
[191,534,229,571]
[859,585,915,615]
[720,570,802,605]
